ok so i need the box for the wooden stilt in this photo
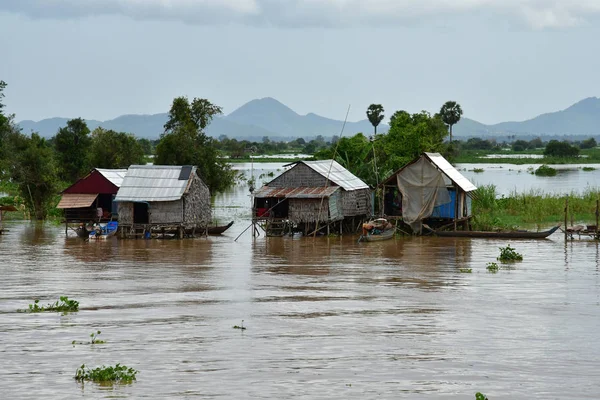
[564,197,568,241]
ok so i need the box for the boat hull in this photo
[207,221,234,235]
[432,225,560,239]
[360,228,395,242]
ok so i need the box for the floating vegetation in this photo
[476,393,489,400]
[25,296,79,313]
[233,320,247,330]
[75,364,138,384]
[534,164,557,176]
[486,262,499,273]
[582,166,596,171]
[459,268,472,273]
[497,245,523,262]
[73,330,105,345]
[471,168,484,173]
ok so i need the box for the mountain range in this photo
[17,96,600,140]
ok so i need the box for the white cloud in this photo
[2,0,600,29]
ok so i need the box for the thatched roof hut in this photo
[381,152,477,233]
[115,165,210,237]
[253,160,371,234]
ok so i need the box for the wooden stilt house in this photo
[380,152,477,234]
[56,168,127,234]
[253,160,372,236]
[114,165,211,238]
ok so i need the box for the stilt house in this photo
[253,160,371,235]
[114,165,211,238]
[381,152,477,233]
[57,168,127,229]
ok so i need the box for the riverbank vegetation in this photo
[25,296,79,313]
[471,184,600,230]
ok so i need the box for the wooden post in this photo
[453,185,459,231]
[594,199,600,239]
[564,197,568,241]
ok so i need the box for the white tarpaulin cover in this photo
[397,157,451,233]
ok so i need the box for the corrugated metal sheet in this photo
[114,165,197,202]
[424,153,477,192]
[254,186,340,199]
[292,160,369,191]
[56,193,98,209]
[96,169,127,188]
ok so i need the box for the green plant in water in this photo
[233,320,247,330]
[582,166,596,171]
[73,330,105,345]
[486,262,499,273]
[75,364,138,383]
[534,164,557,176]
[26,296,79,313]
[472,168,484,173]
[459,268,472,273]
[476,393,489,400]
[497,244,523,262]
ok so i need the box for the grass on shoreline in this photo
[454,148,600,164]
[471,184,600,230]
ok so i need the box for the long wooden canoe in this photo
[207,221,234,235]
[431,225,560,239]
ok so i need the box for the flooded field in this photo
[1,164,600,399]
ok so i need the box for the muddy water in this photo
[1,166,600,399]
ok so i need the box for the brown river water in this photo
[1,163,600,399]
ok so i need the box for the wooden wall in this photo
[342,188,371,217]
[118,203,133,224]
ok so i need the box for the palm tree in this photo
[366,104,385,136]
[439,101,463,143]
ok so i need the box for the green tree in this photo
[366,104,385,136]
[439,101,463,143]
[580,137,597,149]
[89,127,145,169]
[543,140,579,158]
[10,133,59,219]
[54,118,92,182]
[155,96,235,193]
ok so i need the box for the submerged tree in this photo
[54,118,92,183]
[155,96,236,193]
[366,104,385,136]
[10,133,59,219]
[439,101,463,143]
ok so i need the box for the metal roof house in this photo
[253,160,372,236]
[115,165,211,238]
[56,168,127,232]
[381,152,477,233]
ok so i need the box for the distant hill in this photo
[17,97,386,140]
[454,97,600,137]
[17,96,600,140]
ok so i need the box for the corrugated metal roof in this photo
[424,152,477,192]
[114,165,196,202]
[96,169,127,188]
[295,160,369,191]
[56,193,98,209]
[254,186,340,199]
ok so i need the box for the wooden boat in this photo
[77,221,119,239]
[359,218,396,242]
[207,221,234,235]
[428,225,560,239]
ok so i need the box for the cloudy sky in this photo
[1,0,598,124]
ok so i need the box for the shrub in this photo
[486,262,499,273]
[534,164,557,176]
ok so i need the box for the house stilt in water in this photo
[253,160,372,236]
[380,152,477,234]
[114,165,211,238]
[56,168,127,234]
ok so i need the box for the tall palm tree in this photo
[366,104,385,136]
[439,101,463,143]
